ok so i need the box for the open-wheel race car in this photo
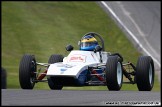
[19,32,154,91]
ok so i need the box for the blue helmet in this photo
[80,35,98,51]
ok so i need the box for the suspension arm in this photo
[122,66,135,84]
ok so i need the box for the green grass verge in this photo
[2,1,160,91]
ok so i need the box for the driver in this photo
[80,35,98,51]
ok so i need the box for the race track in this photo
[2,89,160,106]
[98,1,161,77]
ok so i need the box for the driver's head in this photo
[80,35,98,51]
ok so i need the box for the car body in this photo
[47,50,109,86]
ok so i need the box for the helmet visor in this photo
[81,41,98,48]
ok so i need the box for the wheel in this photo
[1,67,7,89]
[47,77,64,90]
[47,54,64,90]
[48,54,64,64]
[19,54,37,89]
[105,56,123,91]
[136,56,154,91]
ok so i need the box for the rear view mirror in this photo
[94,45,102,52]
[65,44,74,51]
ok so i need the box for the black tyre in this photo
[19,54,37,89]
[136,56,154,91]
[1,67,7,89]
[47,54,64,90]
[105,56,123,91]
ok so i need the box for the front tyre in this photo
[19,54,37,89]
[48,54,64,90]
[47,77,63,90]
[105,56,123,91]
[136,56,154,91]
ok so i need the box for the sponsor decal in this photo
[57,64,65,67]
[60,68,67,71]
[68,54,86,62]
[57,64,73,68]
[60,68,67,74]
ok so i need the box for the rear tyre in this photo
[19,54,37,89]
[47,54,64,90]
[105,56,123,91]
[136,56,154,91]
[1,67,7,89]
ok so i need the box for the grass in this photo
[2,1,160,91]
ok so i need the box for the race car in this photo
[19,32,155,91]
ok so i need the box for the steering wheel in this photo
[80,32,105,51]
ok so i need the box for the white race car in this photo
[19,32,155,91]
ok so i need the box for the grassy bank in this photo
[2,1,160,91]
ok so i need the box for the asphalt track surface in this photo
[1,89,161,106]
[98,1,161,74]
[1,1,161,106]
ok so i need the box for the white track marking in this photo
[101,1,160,68]
[117,2,159,57]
